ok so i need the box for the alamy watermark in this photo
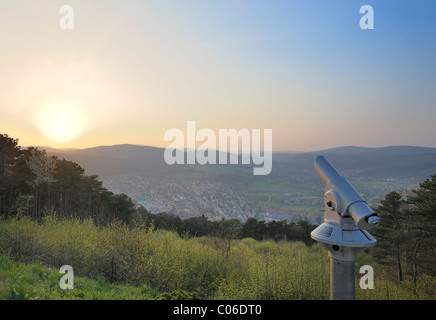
[359,265,374,290]
[164,121,273,176]
[59,5,74,30]
[57,4,373,31]
[360,5,374,30]
[59,265,74,290]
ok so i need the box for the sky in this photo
[1,0,435,152]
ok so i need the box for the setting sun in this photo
[36,103,87,143]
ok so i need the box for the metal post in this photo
[330,258,355,300]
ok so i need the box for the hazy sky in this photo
[1,0,435,151]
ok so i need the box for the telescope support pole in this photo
[330,258,355,300]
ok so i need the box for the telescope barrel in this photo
[314,155,342,184]
[314,155,380,229]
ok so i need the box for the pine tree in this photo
[373,191,407,283]
[407,175,436,281]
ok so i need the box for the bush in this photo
[153,289,200,300]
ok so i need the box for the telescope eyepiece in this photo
[367,215,380,227]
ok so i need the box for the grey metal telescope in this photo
[314,155,379,230]
[311,155,379,300]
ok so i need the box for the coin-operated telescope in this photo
[311,155,379,300]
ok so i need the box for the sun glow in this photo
[36,102,87,143]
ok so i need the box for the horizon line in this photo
[23,143,436,155]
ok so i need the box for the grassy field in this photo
[0,255,158,300]
[1,214,434,300]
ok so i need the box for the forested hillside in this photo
[1,133,135,224]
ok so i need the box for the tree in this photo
[81,174,103,219]
[372,191,407,283]
[267,220,288,241]
[294,220,316,245]
[182,215,211,237]
[407,175,436,281]
[52,158,85,219]
[241,218,266,241]
[109,193,136,224]
[210,218,242,257]
[25,148,56,219]
[0,134,21,217]
[9,195,33,216]
[150,212,183,232]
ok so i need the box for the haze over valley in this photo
[43,144,436,224]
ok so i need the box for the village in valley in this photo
[103,175,327,225]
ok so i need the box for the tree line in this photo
[138,207,316,245]
[372,178,436,284]
[0,133,135,224]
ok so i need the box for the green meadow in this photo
[1,214,434,300]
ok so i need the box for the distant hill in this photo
[42,144,436,182]
[44,144,174,179]
[314,145,436,155]
[274,145,436,180]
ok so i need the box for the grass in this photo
[1,214,434,300]
[0,255,158,300]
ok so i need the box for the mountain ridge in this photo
[39,144,436,181]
